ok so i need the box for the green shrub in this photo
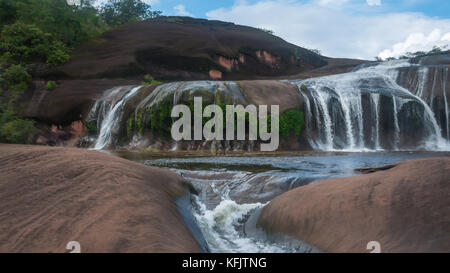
[0,22,70,65]
[279,109,304,137]
[0,118,35,144]
[8,81,28,91]
[126,114,135,137]
[85,121,98,135]
[100,0,162,27]
[46,80,56,90]
[0,108,16,124]
[46,41,70,65]
[2,64,31,86]
[142,74,163,85]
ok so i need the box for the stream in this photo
[117,151,450,253]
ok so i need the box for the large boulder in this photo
[44,17,327,81]
[257,157,450,253]
[0,144,200,253]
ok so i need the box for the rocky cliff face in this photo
[17,17,336,143]
[395,54,450,139]
[43,17,327,82]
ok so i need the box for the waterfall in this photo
[340,92,356,150]
[85,59,448,152]
[314,86,334,150]
[293,60,449,151]
[92,86,142,150]
[444,68,449,140]
[414,67,429,98]
[392,97,400,150]
[371,93,381,150]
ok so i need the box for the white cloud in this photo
[206,0,450,59]
[173,4,194,17]
[366,0,381,6]
[379,29,450,59]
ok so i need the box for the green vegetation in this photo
[46,80,56,91]
[126,99,305,141]
[308,48,322,55]
[127,113,135,137]
[100,0,162,27]
[0,0,107,47]
[85,121,98,136]
[279,109,305,137]
[0,106,35,144]
[142,101,173,135]
[141,74,163,85]
[0,0,162,144]
[0,22,70,65]
[136,108,146,134]
[1,64,31,90]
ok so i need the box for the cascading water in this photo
[90,86,142,150]
[87,59,448,152]
[415,67,429,98]
[444,68,449,139]
[292,60,449,151]
[370,93,381,150]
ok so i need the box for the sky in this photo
[118,0,450,60]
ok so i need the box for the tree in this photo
[100,0,162,27]
[0,22,70,65]
[0,0,19,27]
[308,48,322,55]
[1,0,107,46]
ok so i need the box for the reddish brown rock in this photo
[46,17,326,82]
[237,80,303,112]
[0,145,200,253]
[258,157,450,253]
[209,69,223,80]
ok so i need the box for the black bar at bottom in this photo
[0,253,446,272]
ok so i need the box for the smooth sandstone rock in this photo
[0,144,200,253]
[258,157,450,253]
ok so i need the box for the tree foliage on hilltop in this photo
[0,0,162,144]
[0,0,107,46]
[100,0,162,27]
[0,22,70,65]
